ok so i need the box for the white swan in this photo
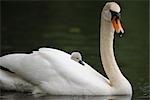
[0,2,132,95]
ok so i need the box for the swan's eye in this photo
[110,10,121,20]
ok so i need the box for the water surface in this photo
[1,92,132,100]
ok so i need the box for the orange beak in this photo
[112,16,124,33]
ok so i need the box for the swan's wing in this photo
[0,53,57,83]
[0,51,70,91]
[0,52,65,94]
[0,69,34,92]
[39,47,70,58]
[37,48,111,93]
[0,54,27,72]
[39,48,108,82]
[0,48,110,94]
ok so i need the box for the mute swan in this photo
[0,2,132,95]
[71,52,85,65]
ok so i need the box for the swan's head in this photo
[102,2,124,34]
[71,52,84,66]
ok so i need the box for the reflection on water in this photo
[1,92,132,100]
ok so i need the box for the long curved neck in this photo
[100,18,125,86]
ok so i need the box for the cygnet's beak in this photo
[79,60,85,66]
[111,10,124,37]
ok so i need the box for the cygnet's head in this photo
[102,2,124,35]
[71,52,84,66]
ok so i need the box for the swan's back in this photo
[0,54,28,72]
[0,48,110,95]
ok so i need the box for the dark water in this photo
[1,0,149,100]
